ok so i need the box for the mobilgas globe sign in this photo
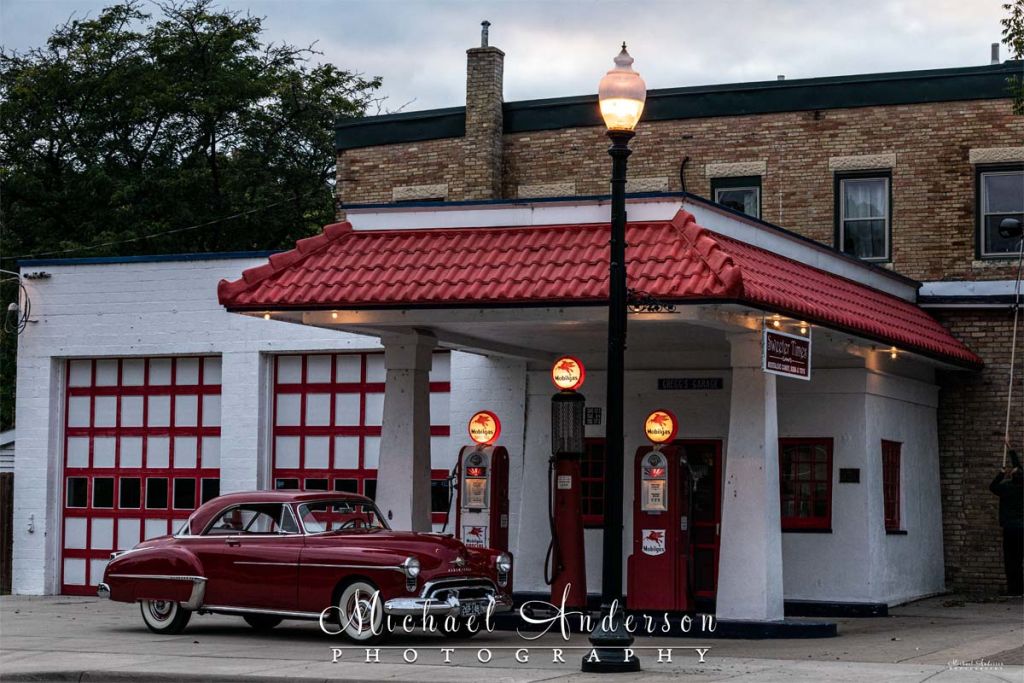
[644,409,678,445]
[468,411,501,445]
[551,356,585,391]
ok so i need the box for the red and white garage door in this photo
[271,352,453,527]
[62,357,221,594]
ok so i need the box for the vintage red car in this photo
[99,491,513,641]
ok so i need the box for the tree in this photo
[1004,0,1024,114]
[0,1,384,429]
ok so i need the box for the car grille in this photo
[423,578,496,602]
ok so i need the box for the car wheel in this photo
[442,618,482,639]
[139,599,191,634]
[243,614,283,631]
[337,580,385,643]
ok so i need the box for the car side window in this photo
[205,503,299,535]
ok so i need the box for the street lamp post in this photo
[583,43,646,674]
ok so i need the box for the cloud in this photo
[1,0,1009,111]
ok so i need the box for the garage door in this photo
[62,357,221,595]
[271,352,453,528]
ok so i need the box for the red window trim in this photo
[779,437,833,531]
[580,438,606,528]
[270,352,452,524]
[881,440,902,532]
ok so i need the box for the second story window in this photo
[837,173,891,261]
[978,165,1024,257]
[712,176,761,219]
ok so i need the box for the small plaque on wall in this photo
[839,468,860,483]
[585,407,602,425]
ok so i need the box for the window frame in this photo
[976,163,1024,259]
[270,352,452,525]
[711,175,762,219]
[778,437,833,532]
[580,438,606,528]
[834,170,892,263]
[881,440,903,533]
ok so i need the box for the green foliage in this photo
[1003,0,1024,114]
[0,1,383,429]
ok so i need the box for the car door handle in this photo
[225,538,241,547]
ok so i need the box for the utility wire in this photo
[8,191,323,260]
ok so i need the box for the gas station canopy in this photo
[219,209,980,369]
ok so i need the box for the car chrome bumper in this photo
[97,582,111,599]
[383,593,513,618]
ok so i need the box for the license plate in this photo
[459,601,485,617]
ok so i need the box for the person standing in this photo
[990,459,1023,596]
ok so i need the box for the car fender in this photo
[103,545,206,609]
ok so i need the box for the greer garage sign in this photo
[763,328,811,380]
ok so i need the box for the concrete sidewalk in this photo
[1,594,1021,682]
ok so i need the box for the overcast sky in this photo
[0,0,1012,113]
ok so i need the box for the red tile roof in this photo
[219,210,981,368]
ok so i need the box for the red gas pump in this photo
[627,410,693,612]
[545,357,588,608]
[455,411,510,552]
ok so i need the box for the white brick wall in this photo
[14,256,382,594]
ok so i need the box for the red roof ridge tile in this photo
[217,221,353,304]
[668,210,745,298]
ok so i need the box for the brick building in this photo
[11,35,1022,617]
[333,42,1024,594]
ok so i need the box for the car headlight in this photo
[403,556,421,579]
[496,553,512,574]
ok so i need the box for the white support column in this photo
[376,332,436,531]
[716,332,784,622]
[218,351,265,493]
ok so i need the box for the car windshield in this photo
[297,500,387,534]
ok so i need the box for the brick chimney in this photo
[464,21,504,200]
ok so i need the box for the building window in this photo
[977,166,1024,257]
[711,176,761,219]
[881,440,902,532]
[581,438,606,528]
[836,173,891,261]
[779,438,832,531]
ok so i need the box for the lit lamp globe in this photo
[598,43,647,132]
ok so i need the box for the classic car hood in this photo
[310,529,493,573]
[343,529,468,556]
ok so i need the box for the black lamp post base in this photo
[581,616,641,673]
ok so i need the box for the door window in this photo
[205,504,299,535]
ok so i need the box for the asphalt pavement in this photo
[0,593,1021,682]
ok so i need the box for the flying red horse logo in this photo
[649,413,670,427]
[556,359,577,374]
[467,526,485,538]
[641,528,666,555]
[473,415,492,428]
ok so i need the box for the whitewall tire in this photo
[139,599,191,634]
[337,580,385,643]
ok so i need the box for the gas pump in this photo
[455,411,510,552]
[545,357,588,608]
[627,409,693,612]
